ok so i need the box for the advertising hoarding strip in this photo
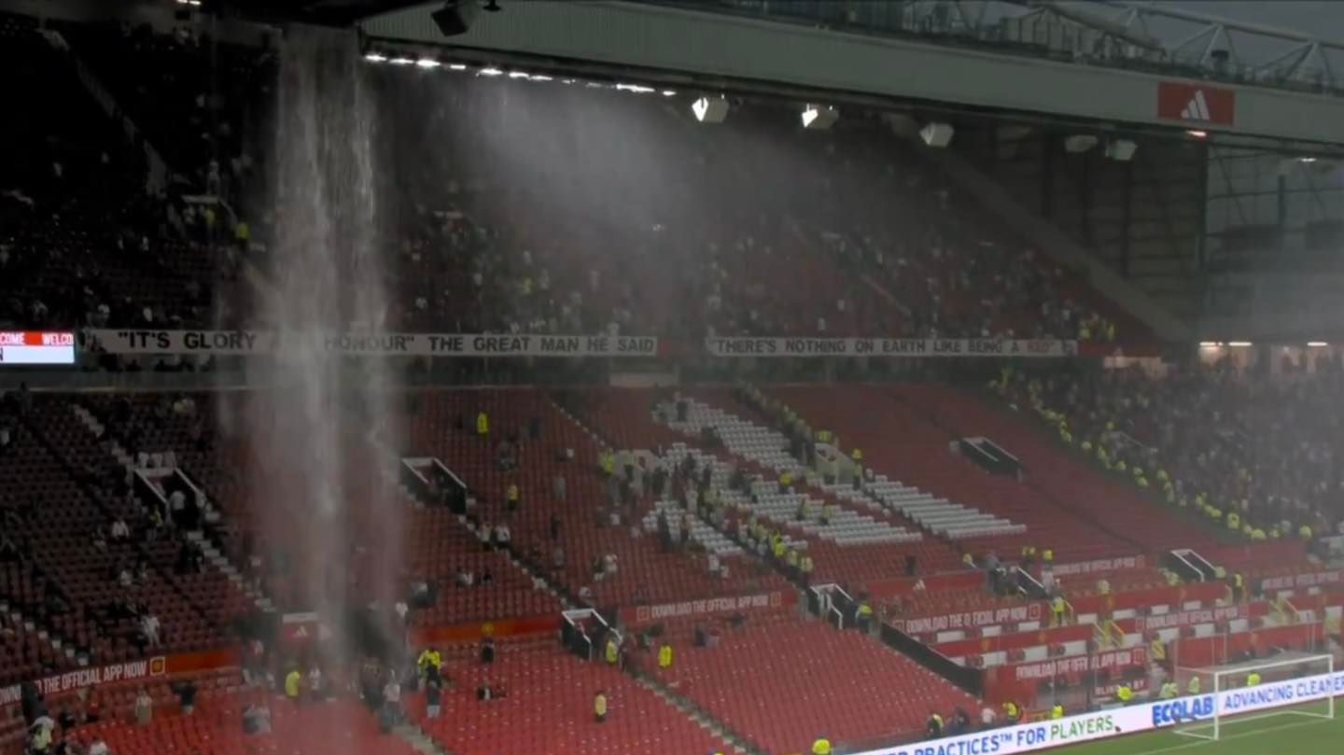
[849,671,1344,755]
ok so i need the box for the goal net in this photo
[1171,652,1336,741]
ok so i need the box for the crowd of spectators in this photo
[370,78,1134,344]
[1,13,249,341]
[999,357,1344,546]
[4,10,1140,356]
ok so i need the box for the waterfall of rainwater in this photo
[240,28,402,721]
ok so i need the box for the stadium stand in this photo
[644,611,979,753]
[0,13,245,338]
[57,20,274,204]
[407,639,731,755]
[7,6,1344,755]
[766,383,1226,561]
[68,391,562,625]
[562,387,968,582]
[406,389,793,607]
[61,667,423,755]
[997,364,1344,544]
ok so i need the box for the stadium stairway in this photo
[398,465,578,619]
[0,600,77,689]
[68,401,279,615]
[3,403,211,665]
[23,397,251,650]
[73,392,561,624]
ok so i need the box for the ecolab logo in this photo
[1151,695,1215,726]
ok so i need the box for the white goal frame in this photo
[1174,653,1336,742]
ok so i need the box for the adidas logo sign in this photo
[1181,90,1212,122]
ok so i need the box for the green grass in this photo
[1055,703,1341,755]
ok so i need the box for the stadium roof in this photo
[212,0,428,26]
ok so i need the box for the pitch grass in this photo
[1054,702,1341,755]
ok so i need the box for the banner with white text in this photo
[1048,555,1146,578]
[619,590,795,625]
[892,603,1044,636]
[851,671,1344,755]
[1133,604,1252,632]
[704,337,1078,358]
[0,648,237,709]
[85,329,659,358]
[1260,569,1343,592]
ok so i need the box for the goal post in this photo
[1171,653,1336,741]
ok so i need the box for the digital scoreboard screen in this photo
[0,331,77,365]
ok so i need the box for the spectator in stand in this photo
[242,639,266,687]
[133,687,152,726]
[174,541,203,575]
[593,690,608,724]
[174,679,197,715]
[1000,361,1344,542]
[926,710,944,738]
[492,523,511,549]
[242,703,271,735]
[425,675,443,719]
[382,671,402,725]
[28,717,55,754]
[0,533,17,563]
[307,666,324,702]
[480,637,496,665]
[456,566,474,588]
[505,481,520,515]
[280,663,302,701]
[140,611,161,648]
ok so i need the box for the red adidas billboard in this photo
[1157,81,1235,126]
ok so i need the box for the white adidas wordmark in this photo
[1181,89,1211,121]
